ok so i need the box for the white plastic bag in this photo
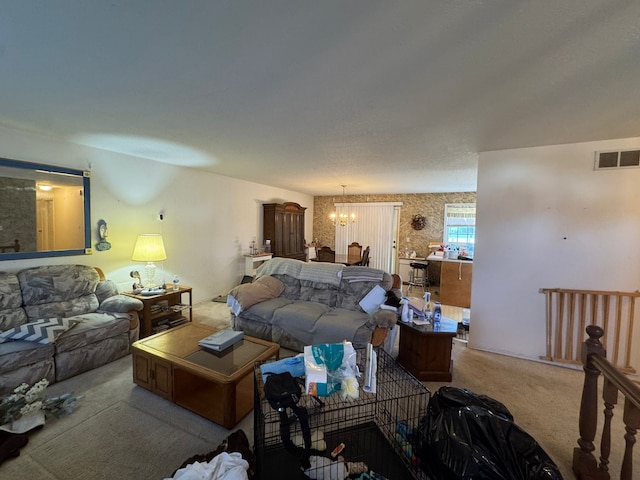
[304,341,359,399]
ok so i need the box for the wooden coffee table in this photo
[131,323,279,428]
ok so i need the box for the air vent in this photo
[595,149,640,170]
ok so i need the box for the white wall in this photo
[0,126,314,303]
[472,137,640,363]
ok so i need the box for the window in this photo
[444,203,476,252]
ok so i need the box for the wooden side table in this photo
[244,253,273,276]
[123,285,193,338]
[396,317,458,381]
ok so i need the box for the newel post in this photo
[573,325,609,480]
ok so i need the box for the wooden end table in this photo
[396,317,458,381]
[131,323,279,428]
[123,285,192,338]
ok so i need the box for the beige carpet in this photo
[1,303,253,480]
[193,300,627,479]
[1,299,625,479]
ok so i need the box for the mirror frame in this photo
[0,157,91,260]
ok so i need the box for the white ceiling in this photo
[2,1,640,195]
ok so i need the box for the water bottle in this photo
[172,275,179,291]
[400,297,411,323]
[433,301,442,330]
[423,292,432,320]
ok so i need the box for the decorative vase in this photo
[0,410,46,434]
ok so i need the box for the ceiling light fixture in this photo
[329,185,356,227]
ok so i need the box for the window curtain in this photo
[334,202,401,271]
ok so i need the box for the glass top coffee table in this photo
[131,322,279,428]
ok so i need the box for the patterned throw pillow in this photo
[0,318,79,344]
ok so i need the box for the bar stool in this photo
[407,262,428,293]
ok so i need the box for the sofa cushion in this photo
[24,294,100,321]
[336,272,393,311]
[0,272,27,331]
[0,308,28,332]
[271,301,333,346]
[308,307,373,345]
[299,280,338,306]
[0,339,54,374]
[18,265,100,307]
[271,274,301,300]
[239,297,294,324]
[0,317,78,345]
[53,312,131,354]
[0,272,22,310]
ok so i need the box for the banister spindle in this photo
[620,399,640,480]
[599,378,617,473]
[574,325,608,479]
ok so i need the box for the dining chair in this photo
[317,246,336,262]
[347,242,362,264]
[358,246,370,267]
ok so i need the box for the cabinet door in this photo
[440,262,472,308]
[281,212,293,256]
[290,212,305,256]
[132,350,152,389]
[263,202,306,260]
[273,211,285,256]
[283,212,305,257]
[152,359,172,400]
[132,350,173,400]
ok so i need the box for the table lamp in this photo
[131,234,167,288]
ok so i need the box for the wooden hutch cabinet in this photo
[263,202,306,261]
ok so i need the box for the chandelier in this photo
[329,185,356,227]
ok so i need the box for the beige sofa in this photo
[0,265,143,394]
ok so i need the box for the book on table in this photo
[198,330,244,352]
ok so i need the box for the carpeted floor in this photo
[0,299,625,479]
[1,351,253,479]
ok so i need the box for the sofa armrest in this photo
[127,311,140,343]
[369,308,398,329]
[98,294,143,343]
[98,294,144,313]
[369,309,399,348]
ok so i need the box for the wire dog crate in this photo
[254,347,430,479]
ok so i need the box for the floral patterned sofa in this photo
[0,265,143,395]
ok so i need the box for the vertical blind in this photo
[334,202,401,271]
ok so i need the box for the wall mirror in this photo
[0,157,91,260]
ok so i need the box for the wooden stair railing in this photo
[574,325,640,480]
[540,288,639,374]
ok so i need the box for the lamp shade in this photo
[131,234,167,262]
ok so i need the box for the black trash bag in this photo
[416,387,563,480]
[426,386,514,422]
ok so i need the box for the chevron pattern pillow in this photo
[0,317,79,344]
